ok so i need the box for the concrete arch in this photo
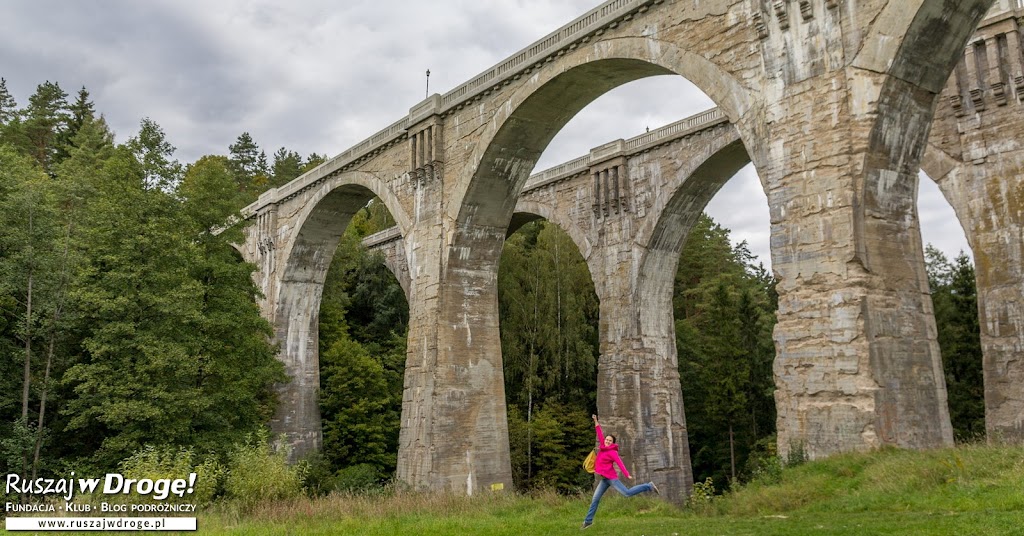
[429,39,751,499]
[920,144,977,251]
[635,132,751,338]
[278,171,412,289]
[818,0,993,453]
[270,172,409,460]
[448,35,752,237]
[509,200,594,262]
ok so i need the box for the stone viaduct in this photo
[237,0,1022,501]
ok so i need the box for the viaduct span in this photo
[238,0,1023,500]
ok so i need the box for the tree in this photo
[62,120,281,467]
[26,117,115,477]
[22,81,70,173]
[497,220,599,491]
[0,146,58,477]
[317,203,408,479]
[128,118,181,190]
[674,214,778,488]
[0,78,16,125]
[177,155,285,450]
[228,132,268,197]
[61,139,203,466]
[303,153,327,172]
[697,282,748,484]
[54,87,97,163]
[319,335,397,475]
[271,147,303,187]
[926,246,984,440]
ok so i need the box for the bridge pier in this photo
[748,0,995,460]
[594,233,693,503]
[925,7,1024,442]
[924,128,1024,444]
[395,197,514,493]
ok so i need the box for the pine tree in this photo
[128,118,181,190]
[22,81,70,173]
[675,213,778,487]
[228,132,267,197]
[0,78,17,125]
[303,153,327,172]
[54,87,96,163]
[926,246,984,440]
[271,147,303,187]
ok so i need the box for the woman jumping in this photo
[581,414,659,529]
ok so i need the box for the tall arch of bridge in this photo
[241,0,1003,501]
[240,171,411,458]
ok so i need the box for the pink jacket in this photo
[594,424,630,480]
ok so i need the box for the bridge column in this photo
[754,0,993,459]
[592,214,692,503]
[765,84,956,458]
[396,132,513,493]
[973,166,1024,442]
[262,190,375,461]
[926,9,1024,442]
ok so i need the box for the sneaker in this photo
[651,481,661,495]
[581,521,592,530]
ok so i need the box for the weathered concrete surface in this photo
[237,0,1004,500]
[925,1,1024,441]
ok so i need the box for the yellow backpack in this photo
[583,448,597,474]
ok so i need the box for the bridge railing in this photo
[440,0,660,111]
[363,226,403,248]
[521,107,728,193]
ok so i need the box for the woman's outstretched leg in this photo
[608,478,655,497]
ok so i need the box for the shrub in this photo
[744,436,782,485]
[119,445,223,505]
[223,429,302,508]
[297,452,337,497]
[335,463,383,494]
[687,477,716,512]
[785,441,808,468]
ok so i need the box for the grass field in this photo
[190,443,1024,535]
[6,443,1024,534]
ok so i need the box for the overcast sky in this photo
[1,0,972,270]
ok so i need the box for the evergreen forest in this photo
[0,79,986,499]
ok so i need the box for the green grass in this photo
[7,444,1024,535]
